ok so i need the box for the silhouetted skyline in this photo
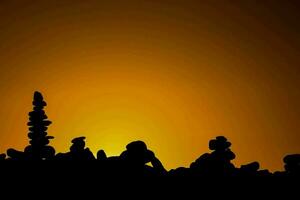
[0,1,299,171]
[1,92,299,178]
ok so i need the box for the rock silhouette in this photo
[97,149,107,161]
[55,137,95,160]
[119,141,167,176]
[0,91,299,178]
[190,136,236,176]
[7,91,55,160]
[283,154,300,176]
[239,162,260,176]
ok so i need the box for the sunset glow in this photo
[0,0,299,171]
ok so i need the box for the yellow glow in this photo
[0,1,299,171]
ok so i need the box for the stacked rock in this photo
[69,137,95,160]
[120,141,154,165]
[24,91,55,160]
[283,154,300,176]
[190,136,236,176]
[119,141,166,175]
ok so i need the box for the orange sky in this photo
[0,0,299,171]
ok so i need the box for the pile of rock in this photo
[6,91,55,160]
[190,136,236,176]
[284,154,300,176]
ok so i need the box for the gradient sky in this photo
[0,0,299,171]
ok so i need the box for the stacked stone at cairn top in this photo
[190,136,236,176]
[24,91,55,160]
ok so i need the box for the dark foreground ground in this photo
[0,162,298,198]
